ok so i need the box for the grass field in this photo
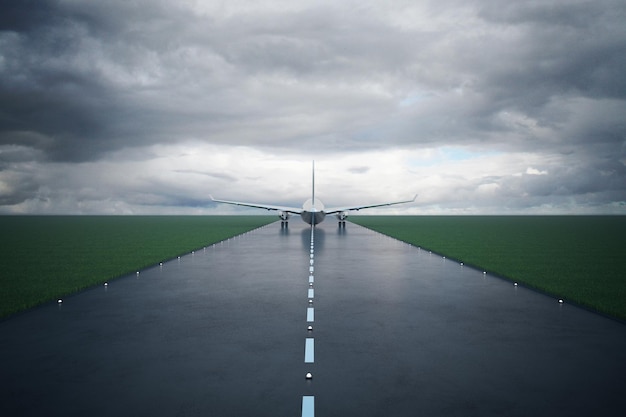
[0,216,275,319]
[3,215,625,322]
[351,215,626,321]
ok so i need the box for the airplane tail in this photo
[312,160,315,206]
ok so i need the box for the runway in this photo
[1,220,625,416]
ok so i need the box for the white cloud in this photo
[4,141,619,215]
[526,167,548,175]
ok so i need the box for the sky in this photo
[1,0,625,215]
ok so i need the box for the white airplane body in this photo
[210,162,416,226]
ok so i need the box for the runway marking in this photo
[302,396,314,417]
[302,226,315,416]
[305,338,315,363]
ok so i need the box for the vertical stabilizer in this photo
[312,160,315,207]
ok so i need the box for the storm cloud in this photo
[1,0,625,214]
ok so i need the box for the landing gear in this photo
[335,211,347,228]
[279,211,290,228]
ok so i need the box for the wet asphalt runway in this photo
[1,220,626,416]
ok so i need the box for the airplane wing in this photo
[209,195,303,214]
[325,194,417,215]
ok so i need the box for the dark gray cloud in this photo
[173,169,238,182]
[0,0,58,32]
[0,0,625,214]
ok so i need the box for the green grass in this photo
[0,216,275,319]
[351,216,626,321]
[4,215,625,322]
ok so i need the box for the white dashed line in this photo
[302,396,314,417]
[305,338,314,363]
[302,227,316,416]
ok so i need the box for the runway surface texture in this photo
[1,220,625,416]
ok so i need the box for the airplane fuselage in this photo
[300,198,326,225]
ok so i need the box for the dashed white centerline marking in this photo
[302,396,314,417]
[305,338,314,363]
[302,227,316,416]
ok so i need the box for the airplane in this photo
[210,162,417,227]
